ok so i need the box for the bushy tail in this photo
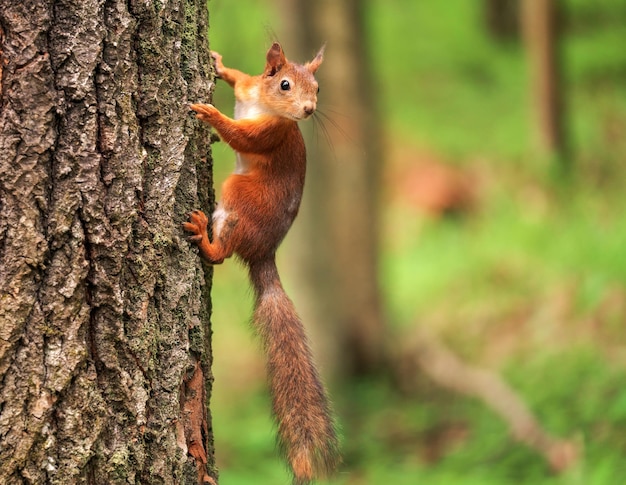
[249,259,340,484]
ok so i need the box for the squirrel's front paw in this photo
[211,51,225,78]
[183,210,209,244]
[189,103,218,125]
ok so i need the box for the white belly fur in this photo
[212,205,229,238]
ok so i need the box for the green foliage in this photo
[368,0,528,159]
[206,0,626,483]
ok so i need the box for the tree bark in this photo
[280,0,386,379]
[0,0,216,483]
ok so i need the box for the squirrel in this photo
[184,42,339,484]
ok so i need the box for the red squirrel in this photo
[184,43,339,484]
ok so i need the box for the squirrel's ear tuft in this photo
[265,42,287,77]
[306,43,325,74]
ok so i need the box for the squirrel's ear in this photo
[306,43,325,74]
[265,42,286,76]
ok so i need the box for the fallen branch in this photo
[398,327,579,472]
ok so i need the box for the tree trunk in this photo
[521,0,568,162]
[0,0,216,483]
[280,0,386,379]
[485,0,520,41]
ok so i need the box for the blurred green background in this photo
[205,0,626,483]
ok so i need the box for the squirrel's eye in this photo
[317,86,320,94]
[280,80,291,91]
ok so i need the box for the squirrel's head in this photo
[262,42,325,121]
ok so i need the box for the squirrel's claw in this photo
[189,210,209,226]
[182,221,199,233]
[183,210,209,244]
[189,104,217,125]
[187,234,203,243]
[211,51,224,78]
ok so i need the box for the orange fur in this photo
[185,43,339,484]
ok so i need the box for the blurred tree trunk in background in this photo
[0,0,216,483]
[485,0,520,41]
[521,0,568,163]
[280,0,386,378]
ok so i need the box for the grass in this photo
[205,0,626,483]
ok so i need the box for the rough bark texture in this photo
[0,0,216,483]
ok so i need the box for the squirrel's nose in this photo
[303,103,315,116]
